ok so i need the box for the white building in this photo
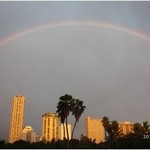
[59,123,71,140]
[20,126,38,143]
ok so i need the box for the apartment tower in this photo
[42,112,58,142]
[9,95,25,143]
[86,116,104,143]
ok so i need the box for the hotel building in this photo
[42,112,58,142]
[86,116,104,143]
[9,95,25,143]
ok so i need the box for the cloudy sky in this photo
[0,1,150,141]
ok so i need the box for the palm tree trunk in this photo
[104,131,108,148]
[65,117,69,148]
[63,123,65,140]
[65,117,69,140]
[71,120,77,139]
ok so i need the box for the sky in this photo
[0,1,150,141]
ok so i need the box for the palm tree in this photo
[101,116,110,143]
[111,120,122,148]
[56,110,66,139]
[101,117,122,148]
[133,123,142,135]
[56,94,73,141]
[71,99,86,139]
[142,121,150,134]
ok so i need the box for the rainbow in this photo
[0,20,150,47]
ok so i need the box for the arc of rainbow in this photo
[0,20,150,47]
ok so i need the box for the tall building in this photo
[86,116,104,143]
[9,95,25,143]
[59,123,71,140]
[42,112,58,142]
[20,126,38,143]
[119,121,134,135]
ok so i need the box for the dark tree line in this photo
[1,117,150,149]
[101,116,150,149]
[0,136,104,149]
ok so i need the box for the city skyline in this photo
[0,2,150,141]
[6,94,140,143]
[6,94,147,144]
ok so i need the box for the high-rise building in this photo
[42,112,58,142]
[9,95,25,143]
[20,126,38,143]
[119,121,134,135]
[59,123,71,140]
[86,116,104,143]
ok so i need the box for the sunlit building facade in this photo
[9,95,25,143]
[86,116,104,143]
[20,126,38,143]
[119,121,134,135]
[42,112,58,142]
[59,123,71,140]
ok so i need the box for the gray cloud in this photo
[0,1,150,141]
[1,26,150,140]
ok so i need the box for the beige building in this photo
[42,112,58,142]
[20,126,38,143]
[119,121,134,135]
[9,95,25,143]
[86,116,104,143]
[59,123,71,140]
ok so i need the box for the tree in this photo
[133,123,142,135]
[101,116,110,147]
[0,140,6,148]
[101,117,122,148]
[71,99,86,139]
[56,94,73,149]
[110,120,122,148]
[79,135,97,148]
[57,111,66,139]
[142,121,150,134]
